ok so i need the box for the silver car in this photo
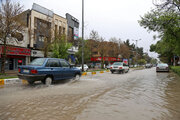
[156,63,169,72]
[110,62,129,74]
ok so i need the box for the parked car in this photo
[145,63,152,68]
[76,64,89,71]
[110,62,129,74]
[18,58,81,85]
[156,63,169,72]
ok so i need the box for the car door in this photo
[60,60,74,79]
[45,59,62,80]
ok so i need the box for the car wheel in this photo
[111,70,114,74]
[73,74,80,81]
[44,77,52,86]
[28,80,34,85]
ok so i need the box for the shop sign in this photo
[0,46,31,56]
[18,60,22,63]
[91,57,122,62]
[123,59,128,64]
[31,50,44,57]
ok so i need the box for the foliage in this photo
[0,0,24,73]
[51,36,72,59]
[139,2,180,64]
[137,59,146,65]
[171,66,180,76]
[75,39,91,64]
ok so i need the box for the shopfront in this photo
[90,57,123,68]
[0,46,31,70]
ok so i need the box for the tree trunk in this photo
[1,37,7,74]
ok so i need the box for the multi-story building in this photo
[0,3,80,70]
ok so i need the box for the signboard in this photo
[0,46,31,56]
[91,57,122,62]
[74,27,79,40]
[123,59,128,64]
[31,50,44,57]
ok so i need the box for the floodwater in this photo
[0,68,180,120]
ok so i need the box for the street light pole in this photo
[82,0,84,71]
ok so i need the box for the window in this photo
[30,58,46,66]
[46,59,60,67]
[39,35,45,42]
[60,60,69,67]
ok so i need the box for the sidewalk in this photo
[0,70,18,79]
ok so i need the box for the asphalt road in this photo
[0,68,180,120]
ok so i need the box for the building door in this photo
[9,58,14,70]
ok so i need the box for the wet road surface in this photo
[0,68,180,120]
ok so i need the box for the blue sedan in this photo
[18,58,81,85]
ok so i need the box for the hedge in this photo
[171,66,180,76]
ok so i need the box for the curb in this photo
[81,70,110,76]
[0,78,25,85]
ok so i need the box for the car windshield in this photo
[157,64,168,67]
[113,62,123,65]
[29,58,46,66]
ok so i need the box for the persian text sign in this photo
[0,46,31,56]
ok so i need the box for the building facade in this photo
[0,3,74,71]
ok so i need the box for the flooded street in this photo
[0,68,180,120]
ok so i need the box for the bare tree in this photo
[152,0,180,12]
[0,0,24,73]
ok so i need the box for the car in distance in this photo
[156,63,169,72]
[76,64,89,71]
[110,62,129,74]
[145,63,152,68]
[18,58,81,85]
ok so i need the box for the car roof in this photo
[43,58,65,60]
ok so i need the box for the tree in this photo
[119,43,131,59]
[137,59,146,65]
[0,0,24,73]
[138,3,180,64]
[75,39,91,64]
[51,35,72,59]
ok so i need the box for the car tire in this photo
[28,80,34,85]
[111,70,114,74]
[44,77,52,86]
[73,74,80,81]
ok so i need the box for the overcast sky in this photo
[13,0,158,58]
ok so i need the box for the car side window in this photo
[46,59,61,67]
[60,60,70,67]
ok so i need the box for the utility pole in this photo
[82,0,84,71]
[132,39,141,65]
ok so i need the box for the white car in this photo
[110,62,129,74]
[76,64,89,71]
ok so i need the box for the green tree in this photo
[137,59,146,65]
[75,40,91,64]
[139,6,180,64]
[51,36,72,59]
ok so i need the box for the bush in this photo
[171,66,180,76]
